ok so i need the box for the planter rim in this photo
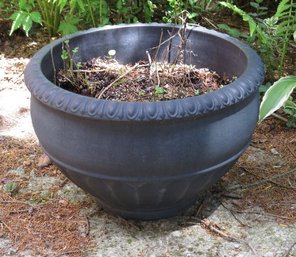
[24,23,264,121]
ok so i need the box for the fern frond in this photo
[275,0,291,17]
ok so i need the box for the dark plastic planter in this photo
[24,24,264,220]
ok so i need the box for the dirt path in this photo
[0,31,295,257]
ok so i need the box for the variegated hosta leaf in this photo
[259,76,296,122]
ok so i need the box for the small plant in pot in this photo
[24,23,264,220]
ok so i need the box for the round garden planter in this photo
[24,23,264,220]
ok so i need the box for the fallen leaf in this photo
[37,153,52,168]
[23,160,31,166]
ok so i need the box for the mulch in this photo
[0,137,91,256]
[57,57,233,102]
[223,119,296,221]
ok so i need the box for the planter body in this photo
[25,24,264,220]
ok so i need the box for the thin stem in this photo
[96,63,139,99]
[271,113,296,128]
[87,0,96,27]
[51,45,57,84]
[53,1,61,36]
[99,0,102,25]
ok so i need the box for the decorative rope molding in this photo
[24,24,265,121]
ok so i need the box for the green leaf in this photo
[58,21,78,35]
[102,17,109,25]
[9,11,27,35]
[250,2,259,9]
[154,85,166,95]
[58,0,68,13]
[188,12,198,19]
[218,23,243,38]
[72,46,79,55]
[219,2,257,37]
[58,15,80,35]
[284,98,296,111]
[23,15,33,36]
[189,0,197,5]
[75,0,85,12]
[61,49,69,60]
[30,11,42,24]
[248,20,257,36]
[19,0,29,10]
[116,0,123,10]
[10,11,19,21]
[275,0,290,17]
[259,76,296,122]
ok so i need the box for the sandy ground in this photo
[0,52,295,257]
[0,56,35,139]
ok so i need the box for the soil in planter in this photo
[57,57,234,102]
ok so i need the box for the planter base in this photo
[43,145,247,220]
[95,197,198,220]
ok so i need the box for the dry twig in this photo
[55,249,82,257]
[229,208,294,221]
[200,218,258,257]
[0,219,14,234]
[271,113,296,128]
[85,216,90,237]
[221,202,249,227]
[96,63,139,99]
[287,145,296,159]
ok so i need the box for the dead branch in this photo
[153,28,164,61]
[51,46,57,84]
[59,178,68,188]
[229,208,294,221]
[200,218,258,257]
[9,208,34,215]
[0,219,14,234]
[85,216,90,237]
[287,145,296,159]
[195,199,206,218]
[0,200,30,205]
[148,32,178,54]
[72,69,107,73]
[146,50,152,66]
[155,63,160,86]
[221,202,250,228]
[55,249,82,257]
[201,17,219,29]
[271,113,296,128]
[172,18,187,64]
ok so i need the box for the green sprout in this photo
[154,85,166,96]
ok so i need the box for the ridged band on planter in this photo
[25,23,264,220]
